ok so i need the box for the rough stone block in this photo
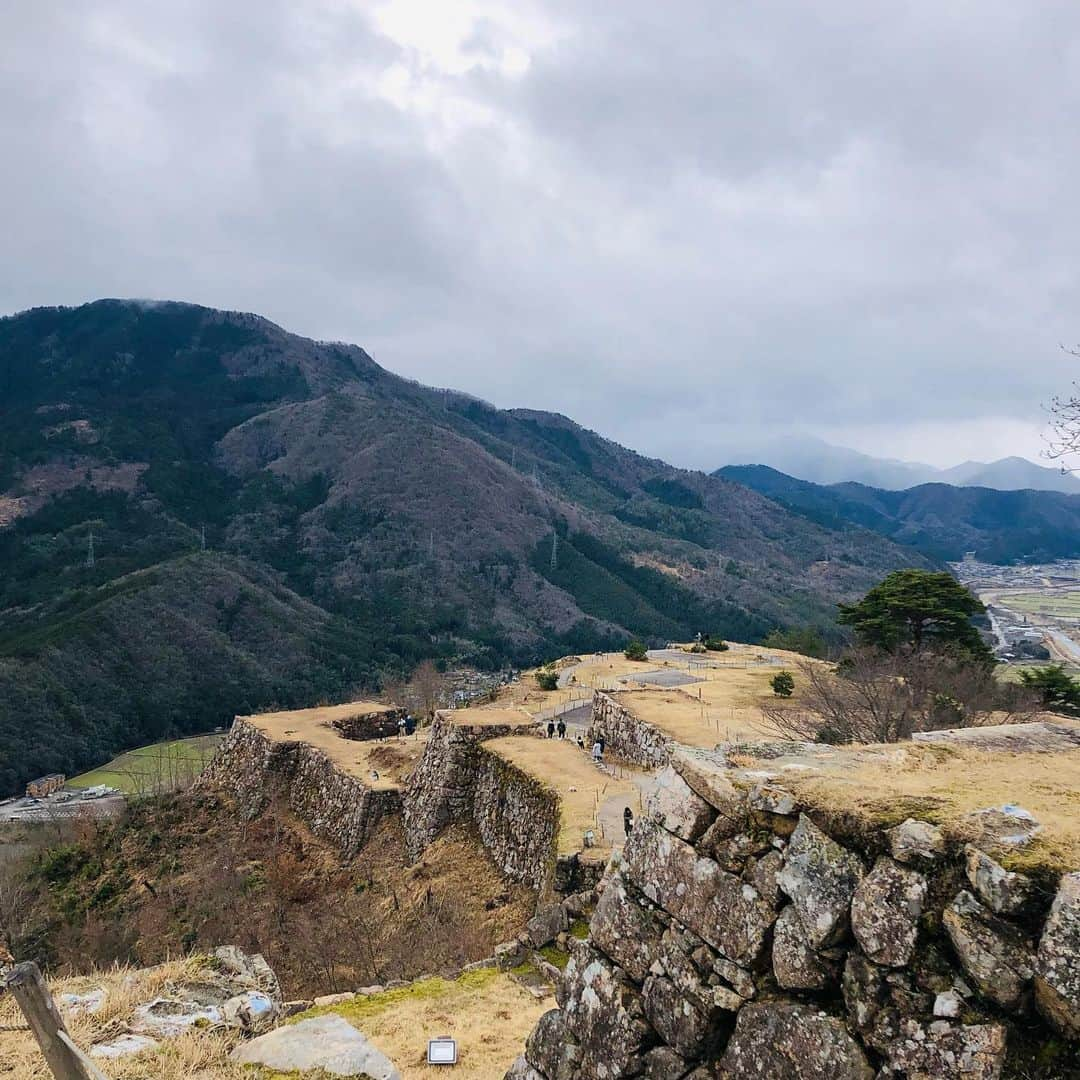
[882,1018,1007,1080]
[623,817,776,966]
[642,974,716,1059]
[887,818,946,865]
[964,845,1036,917]
[943,890,1034,1010]
[525,1008,580,1080]
[525,903,570,948]
[669,749,744,817]
[773,904,839,990]
[718,1001,874,1079]
[560,942,654,1078]
[589,872,667,983]
[777,814,865,949]
[850,856,927,967]
[1035,871,1080,1037]
[647,765,717,842]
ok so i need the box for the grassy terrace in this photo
[484,735,641,854]
[302,966,550,1079]
[66,734,225,794]
[760,730,1080,876]
[243,701,429,790]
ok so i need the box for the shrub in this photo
[535,668,559,692]
[624,639,648,661]
[705,636,729,652]
[770,670,795,697]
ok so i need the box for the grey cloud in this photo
[3,1,1079,469]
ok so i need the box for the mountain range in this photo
[716,435,1080,494]
[718,464,1080,564]
[0,299,931,793]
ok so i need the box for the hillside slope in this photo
[0,300,933,791]
[719,464,1080,563]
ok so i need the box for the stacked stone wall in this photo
[331,707,407,741]
[198,719,398,857]
[402,716,560,895]
[588,690,672,769]
[509,751,1080,1079]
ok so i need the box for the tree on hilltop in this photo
[838,569,991,662]
[624,639,648,661]
[1019,663,1080,716]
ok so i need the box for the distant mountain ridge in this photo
[717,435,1080,494]
[0,299,931,793]
[717,464,1080,564]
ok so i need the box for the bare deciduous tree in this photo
[1045,346,1080,468]
[760,648,1038,744]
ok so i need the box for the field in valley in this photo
[66,734,226,794]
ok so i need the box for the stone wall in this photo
[332,707,407,741]
[588,690,672,769]
[401,715,560,895]
[509,750,1080,1079]
[198,719,399,857]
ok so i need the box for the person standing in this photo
[556,719,566,739]
[623,806,634,838]
[547,720,556,739]
[592,739,603,763]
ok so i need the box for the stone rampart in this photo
[509,748,1080,1079]
[198,719,398,857]
[401,715,560,895]
[331,706,406,741]
[587,690,672,768]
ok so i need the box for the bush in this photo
[624,639,648,661]
[704,636,729,652]
[535,668,559,692]
[770,670,795,697]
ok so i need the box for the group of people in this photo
[546,718,568,739]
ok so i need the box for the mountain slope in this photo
[718,464,1080,563]
[717,435,1080,494]
[0,300,935,792]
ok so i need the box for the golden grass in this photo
[303,967,549,1080]
[0,959,248,1080]
[243,709,430,790]
[439,707,535,728]
[484,735,639,853]
[783,744,1080,874]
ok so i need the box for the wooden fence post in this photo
[3,962,103,1080]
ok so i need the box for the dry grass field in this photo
[306,967,550,1079]
[0,959,249,1080]
[244,704,431,790]
[485,735,641,853]
[783,742,1080,874]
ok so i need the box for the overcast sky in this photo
[4,2,1080,469]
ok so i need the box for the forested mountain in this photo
[0,300,931,792]
[718,464,1080,564]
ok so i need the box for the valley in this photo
[953,558,1080,667]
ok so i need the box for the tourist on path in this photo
[623,806,634,837]
[592,739,603,763]
[556,719,566,739]
[547,720,556,738]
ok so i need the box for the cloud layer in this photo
[4,1,1079,467]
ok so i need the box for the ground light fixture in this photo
[427,1035,458,1064]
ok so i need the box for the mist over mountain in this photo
[717,435,1080,494]
[0,300,933,793]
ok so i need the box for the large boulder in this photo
[231,1015,399,1079]
[525,903,570,949]
[589,873,667,983]
[887,819,945,866]
[881,1018,1007,1080]
[669,750,745,818]
[642,974,718,1059]
[850,856,927,967]
[560,942,655,1078]
[777,815,865,949]
[842,953,932,1055]
[717,1001,874,1079]
[525,1008,580,1080]
[964,846,1036,917]
[942,891,1035,1010]
[745,850,785,907]
[1035,871,1080,1037]
[641,1046,691,1079]
[623,818,776,966]
[773,905,839,990]
[647,765,717,842]
[505,1055,546,1080]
